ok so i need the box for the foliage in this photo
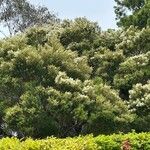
[0,16,149,138]
[89,47,124,83]
[114,52,150,99]
[0,132,150,150]
[128,81,150,132]
[0,26,133,138]
[60,18,101,55]
[93,29,123,51]
[116,26,150,57]
[0,0,58,36]
[114,0,150,28]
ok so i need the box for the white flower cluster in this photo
[82,85,94,94]
[129,81,150,112]
[55,71,81,88]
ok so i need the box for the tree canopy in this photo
[0,0,149,139]
[0,24,134,137]
[114,0,150,28]
[0,0,58,36]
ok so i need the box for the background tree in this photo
[0,0,58,36]
[114,0,150,28]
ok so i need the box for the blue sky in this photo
[0,0,117,38]
[31,0,117,30]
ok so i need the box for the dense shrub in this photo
[0,132,150,150]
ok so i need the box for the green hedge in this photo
[0,132,150,150]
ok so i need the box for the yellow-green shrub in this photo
[0,132,150,150]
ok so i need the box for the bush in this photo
[0,132,150,150]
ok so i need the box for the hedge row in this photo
[0,132,150,150]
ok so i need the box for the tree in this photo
[114,0,150,28]
[114,52,150,99]
[60,18,101,55]
[128,81,150,132]
[116,26,150,57]
[0,26,132,138]
[93,29,123,51]
[89,47,124,84]
[0,0,58,36]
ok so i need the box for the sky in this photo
[31,0,117,30]
[0,0,117,38]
